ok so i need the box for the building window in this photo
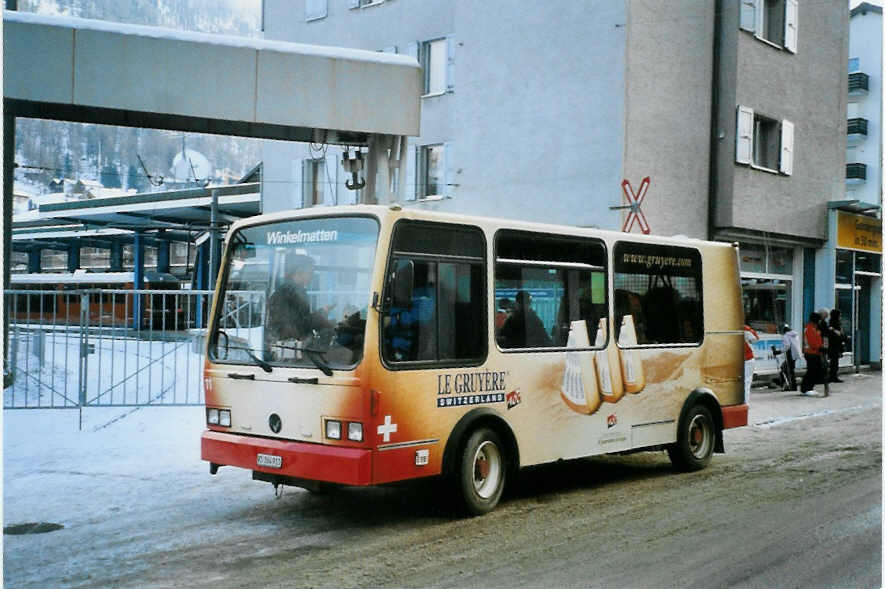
[305,0,327,21]
[349,0,384,9]
[740,0,797,53]
[736,106,793,175]
[304,158,325,206]
[421,38,447,95]
[848,57,860,72]
[418,144,444,198]
[613,242,703,345]
[753,114,780,170]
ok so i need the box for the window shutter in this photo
[305,0,327,21]
[406,41,419,61]
[784,0,798,53]
[446,35,455,92]
[443,142,454,197]
[405,143,417,199]
[739,0,757,33]
[779,119,794,176]
[736,106,754,165]
[292,158,304,208]
[347,0,359,9]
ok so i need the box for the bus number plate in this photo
[257,453,282,469]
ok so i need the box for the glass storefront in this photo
[740,244,795,334]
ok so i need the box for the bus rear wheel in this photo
[457,427,506,516]
[668,404,715,472]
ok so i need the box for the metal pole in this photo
[209,188,219,288]
[4,113,15,389]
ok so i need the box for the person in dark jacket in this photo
[826,308,845,383]
[267,254,333,344]
[499,290,552,348]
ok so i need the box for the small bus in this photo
[201,205,747,514]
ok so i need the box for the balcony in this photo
[847,117,869,144]
[846,162,867,184]
[849,72,869,97]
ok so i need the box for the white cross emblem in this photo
[377,415,398,442]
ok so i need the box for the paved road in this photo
[4,372,881,588]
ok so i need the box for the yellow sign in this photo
[836,211,882,253]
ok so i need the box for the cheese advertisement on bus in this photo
[201,205,746,515]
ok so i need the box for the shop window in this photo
[613,242,703,345]
[855,252,882,274]
[494,230,607,351]
[835,250,853,284]
[742,278,791,334]
[382,221,486,366]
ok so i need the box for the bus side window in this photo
[382,221,486,367]
[613,241,703,346]
[494,230,607,351]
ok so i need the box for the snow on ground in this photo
[3,404,275,587]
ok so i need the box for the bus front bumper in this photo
[201,430,373,486]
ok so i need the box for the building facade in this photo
[261,1,874,362]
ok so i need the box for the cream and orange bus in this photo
[201,205,747,514]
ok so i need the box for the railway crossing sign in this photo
[617,177,651,235]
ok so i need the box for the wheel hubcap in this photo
[688,414,712,459]
[472,440,502,499]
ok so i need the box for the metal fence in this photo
[4,289,214,409]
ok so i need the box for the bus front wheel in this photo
[668,404,715,471]
[457,427,506,516]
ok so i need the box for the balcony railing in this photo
[847,118,868,136]
[846,163,867,181]
[849,72,869,94]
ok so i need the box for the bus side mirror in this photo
[390,260,414,308]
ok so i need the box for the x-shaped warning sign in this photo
[620,177,650,235]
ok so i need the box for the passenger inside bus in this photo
[498,291,553,348]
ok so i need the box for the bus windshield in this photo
[209,216,379,371]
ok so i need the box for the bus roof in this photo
[225,205,735,251]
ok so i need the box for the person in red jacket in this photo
[743,324,759,403]
[801,312,823,396]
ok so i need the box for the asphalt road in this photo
[4,372,881,588]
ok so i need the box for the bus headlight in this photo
[207,408,220,425]
[219,409,231,427]
[347,422,363,442]
[325,419,342,440]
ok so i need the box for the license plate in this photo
[256,453,282,469]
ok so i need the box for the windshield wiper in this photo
[228,345,273,373]
[302,348,333,377]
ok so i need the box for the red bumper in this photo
[721,404,748,429]
[201,430,373,486]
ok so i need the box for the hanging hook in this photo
[343,148,366,190]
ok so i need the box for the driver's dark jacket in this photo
[266,281,332,341]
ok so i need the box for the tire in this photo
[456,427,506,516]
[668,404,716,472]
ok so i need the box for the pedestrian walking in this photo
[781,323,801,391]
[826,308,845,383]
[801,312,824,396]
[743,324,759,402]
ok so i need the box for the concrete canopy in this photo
[3,10,422,142]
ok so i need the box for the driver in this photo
[267,254,334,345]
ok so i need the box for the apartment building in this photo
[260,0,864,356]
